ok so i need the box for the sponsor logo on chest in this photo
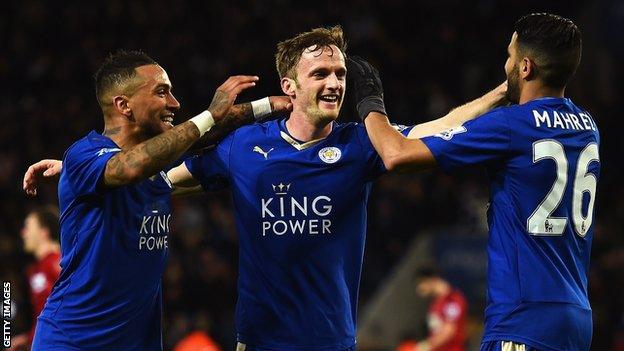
[138,202,171,251]
[260,182,333,237]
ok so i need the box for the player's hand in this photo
[23,159,63,196]
[490,81,509,107]
[346,56,387,121]
[268,96,293,116]
[208,75,260,122]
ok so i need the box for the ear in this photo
[280,77,297,98]
[520,57,536,80]
[112,95,132,117]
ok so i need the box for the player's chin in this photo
[319,111,339,122]
[319,104,340,119]
[160,120,175,130]
[147,121,174,136]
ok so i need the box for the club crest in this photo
[318,147,342,164]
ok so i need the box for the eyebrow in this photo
[154,83,172,91]
[309,67,347,76]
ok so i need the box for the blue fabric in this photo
[422,98,599,351]
[186,118,410,350]
[33,131,171,351]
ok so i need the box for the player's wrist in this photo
[251,97,272,120]
[189,110,215,137]
[356,95,387,121]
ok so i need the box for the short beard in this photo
[506,63,521,104]
[307,106,339,126]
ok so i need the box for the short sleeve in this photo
[185,132,234,192]
[356,123,414,180]
[420,109,511,173]
[63,142,120,197]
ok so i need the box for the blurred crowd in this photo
[1,0,622,349]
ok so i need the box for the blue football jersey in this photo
[422,98,600,351]
[186,118,409,350]
[33,131,172,351]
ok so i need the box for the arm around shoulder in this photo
[364,112,437,172]
[407,81,508,139]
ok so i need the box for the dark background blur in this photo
[1,0,622,350]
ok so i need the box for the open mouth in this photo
[319,94,340,104]
[161,114,174,126]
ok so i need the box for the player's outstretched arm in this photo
[23,159,63,196]
[365,113,436,172]
[103,75,258,187]
[22,96,291,194]
[166,163,203,197]
[347,56,436,172]
[407,82,507,139]
[23,158,203,197]
[191,96,292,151]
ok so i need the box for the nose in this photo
[326,73,341,91]
[168,93,181,110]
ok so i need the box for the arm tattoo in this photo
[191,102,254,151]
[208,90,231,119]
[104,122,200,187]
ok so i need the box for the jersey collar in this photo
[278,119,330,151]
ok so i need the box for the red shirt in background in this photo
[174,331,221,351]
[427,289,467,351]
[26,252,61,342]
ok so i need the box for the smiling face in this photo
[126,64,181,137]
[282,45,346,124]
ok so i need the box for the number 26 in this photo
[527,140,599,237]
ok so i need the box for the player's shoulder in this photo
[329,121,369,145]
[500,97,590,117]
[238,119,275,133]
[64,131,119,161]
[333,120,411,147]
[334,120,360,134]
[479,105,516,119]
[232,118,279,141]
[463,105,517,132]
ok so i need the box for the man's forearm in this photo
[408,82,507,139]
[192,102,253,151]
[365,112,435,172]
[105,121,201,186]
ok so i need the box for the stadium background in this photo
[1,0,622,350]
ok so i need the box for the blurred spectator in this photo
[397,266,467,351]
[173,331,221,351]
[8,205,60,351]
